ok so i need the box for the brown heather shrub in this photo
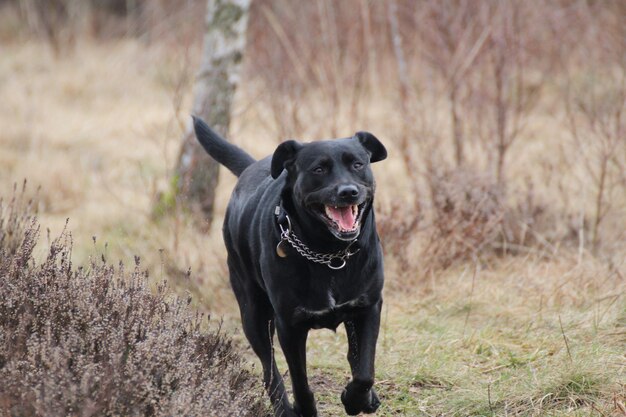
[377,200,422,276]
[0,181,37,257]
[0,189,268,417]
[423,167,504,270]
[377,166,579,280]
[497,181,582,256]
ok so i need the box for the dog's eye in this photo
[312,166,326,174]
[353,161,364,170]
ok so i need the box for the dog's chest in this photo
[292,274,370,330]
[327,288,337,308]
[300,272,348,308]
[298,275,338,310]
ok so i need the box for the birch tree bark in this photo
[175,0,250,230]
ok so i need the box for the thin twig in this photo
[463,259,479,337]
[615,394,626,416]
[558,315,573,362]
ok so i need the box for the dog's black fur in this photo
[193,116,387,417]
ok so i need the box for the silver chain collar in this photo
[276,209,359,270]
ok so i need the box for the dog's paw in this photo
[276,406,304,417]
[292,401,318,417]
[341,385,380,415]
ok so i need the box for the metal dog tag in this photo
[276,240,288,258]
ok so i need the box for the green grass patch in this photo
[269,273,626,416]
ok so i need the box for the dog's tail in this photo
[192,116,256,177]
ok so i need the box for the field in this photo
[1,2,625,416]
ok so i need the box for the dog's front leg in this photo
[342,299,382,415]
[276,321,317,417]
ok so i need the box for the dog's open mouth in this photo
[324,204,360,232]
[314,202,367,240]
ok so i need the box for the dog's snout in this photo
[338,184,359,199]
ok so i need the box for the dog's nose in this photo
[338,184,359,199]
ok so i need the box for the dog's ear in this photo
[355,131,387,163]
[271,140,303,179]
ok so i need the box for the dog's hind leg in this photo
[275,322,317,417]
[230,271,294,416]
[341,300,382,415]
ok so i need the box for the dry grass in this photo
[0,9,625,415]
[300,256,625,415]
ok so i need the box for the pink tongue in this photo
[327,206,356,230]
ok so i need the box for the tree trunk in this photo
[175,0,250,231]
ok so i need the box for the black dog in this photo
[193,117,387,417]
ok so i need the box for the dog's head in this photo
[271,132,386,241]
